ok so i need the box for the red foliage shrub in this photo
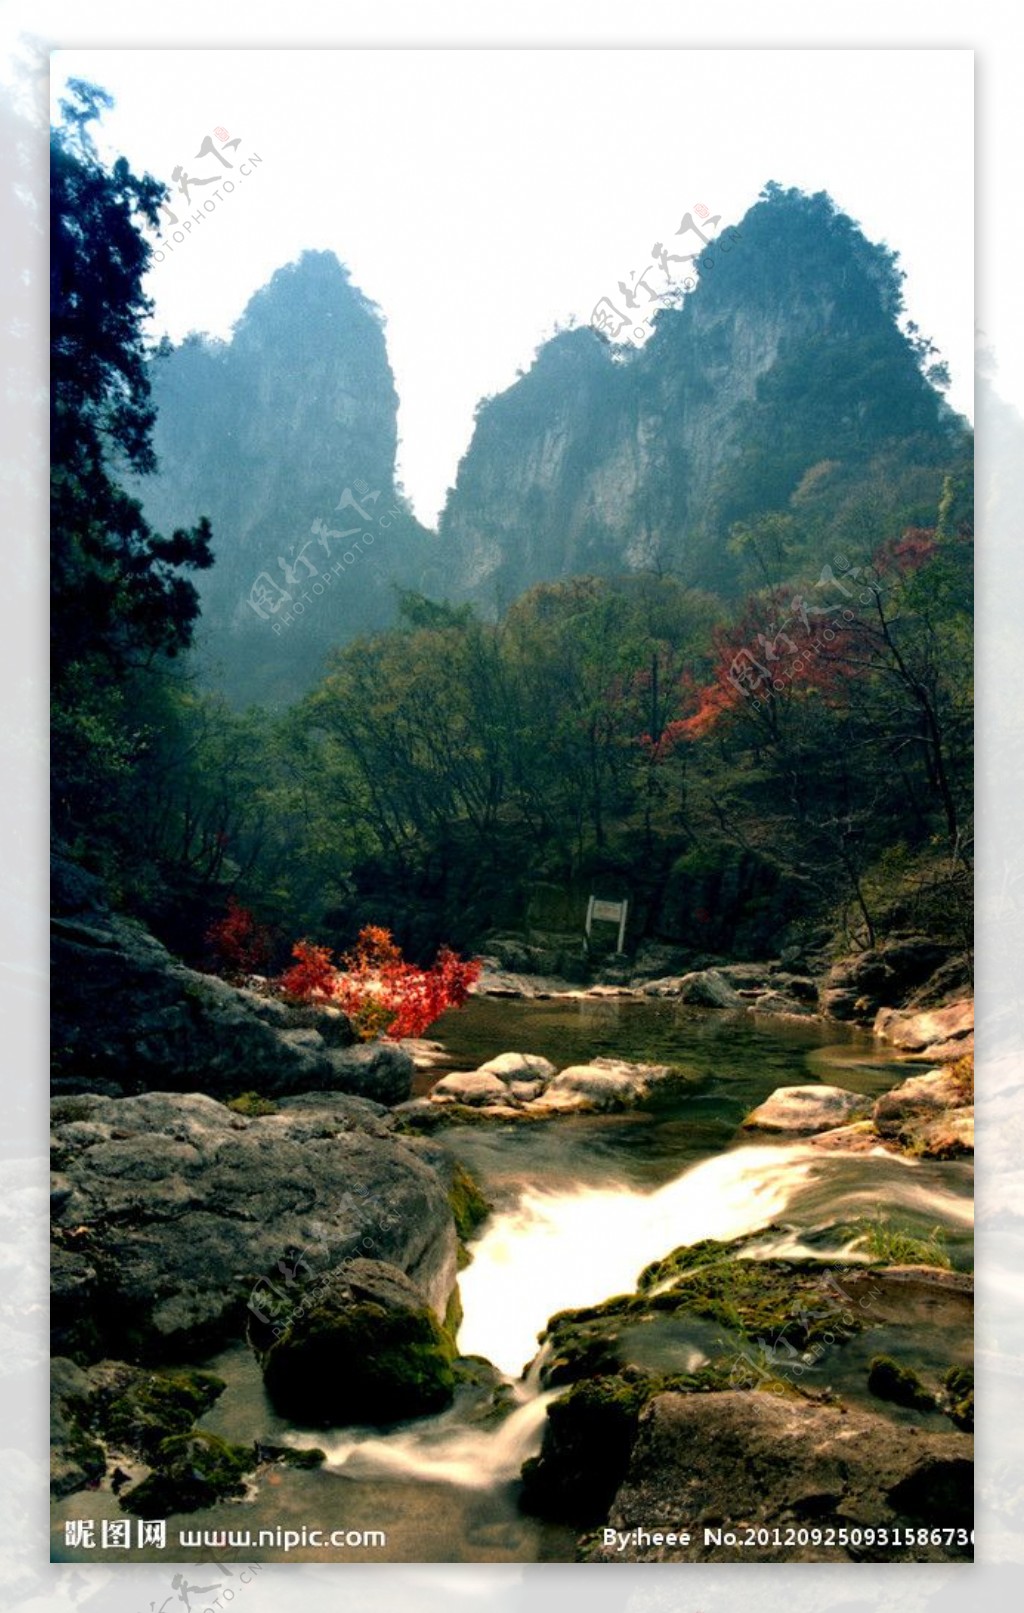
[278,940,337,1001]
[205,897,273,979]
[275,926,482,1040]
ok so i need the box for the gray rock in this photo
[874,1001,973,1053]
[586,1391,972,1561]
[534,1058,686,1114]
[819,986,861,1021]
[476,1052,557,1085]
[431,1070,511,1106]
[51,907,358,1099]
[748,990,815,1017]
[641,969,742,1008]
[742,1084,868,1134]
[50,1357,104,1497]
[50,902,419,1106]
[50,1091,458,1362]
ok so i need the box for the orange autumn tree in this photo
[278,926,481,1041]
[675,531,941,744]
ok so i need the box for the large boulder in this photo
[476,1052,557,1085]
[584,1391,972,1562]
[821,937,952,1021]
[641,969,742,1008]
[431,1070,512,1107]
[742,1084,868,1134]
[533,1058,688,1114]
[50,1090,458,1362]
[261,1257,456,1426]
[874,1001,974,1055]
[872,1066,974,1157]
[50,1358,105,1497]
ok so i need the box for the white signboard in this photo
[585,895,629,953]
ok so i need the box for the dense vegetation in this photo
[50,89,973,979]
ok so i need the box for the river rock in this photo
[476,1052,558,1085]
[261,1257,456,1427]
[431,1070,512,1106]
[533,1058,684,1113]
[640,969,742,1007]
[747,989,815,1017]
[872,1067,974,1157]
[742,1084,868,1134]
[585,1390,972,1562]
[823,938,951,1018]
[50,1090,458,1362]
[50,1357,105,1496]
[874,1001,974,1054]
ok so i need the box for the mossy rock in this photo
[443,1283,464,1350]
[261,1258,456,1427]
[121,1431,253,1515]
[867,1354,936,1412]
[519,1374,648,1527]
[98,1370,226,1461]
[545,1241,867,1373]
[448,1163,491,1242]
[943,1364,973,1431]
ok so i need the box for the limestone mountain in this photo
[138,189,969,708]
[436,183,969,609]
[135,250,441,707]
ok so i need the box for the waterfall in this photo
[456,1143,823,1375]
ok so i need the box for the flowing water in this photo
[53,995,973,1563]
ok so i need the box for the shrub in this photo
[206,897,274,979]
[275,926,482,1040]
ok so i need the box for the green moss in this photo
[121,1430,254,1515]
[448,1163,491,1241]
[943,1364,974,1431]
[98,1370,227,1462]
[867,1353,936,1411]
[442,1284,464,1352]
[262,1297,456,1426]
[637,1237,741,1292]
[520,1375,648,1527]
[225,1091,279,1117]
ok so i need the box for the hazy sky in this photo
[44,46,973,527]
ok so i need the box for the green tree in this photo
[51,80,213,842]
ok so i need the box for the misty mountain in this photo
[135,251,442,707]
[138,187,969,707]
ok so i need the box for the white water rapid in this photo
[312,1143,827,1486]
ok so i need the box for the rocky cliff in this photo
[138,188,969,704]
[436,183,967,608]
[135,250,442,706]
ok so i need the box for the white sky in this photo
[39,45,972,526]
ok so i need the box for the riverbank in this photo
[50,898,973,1564]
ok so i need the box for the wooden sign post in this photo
[585,895,629,954]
